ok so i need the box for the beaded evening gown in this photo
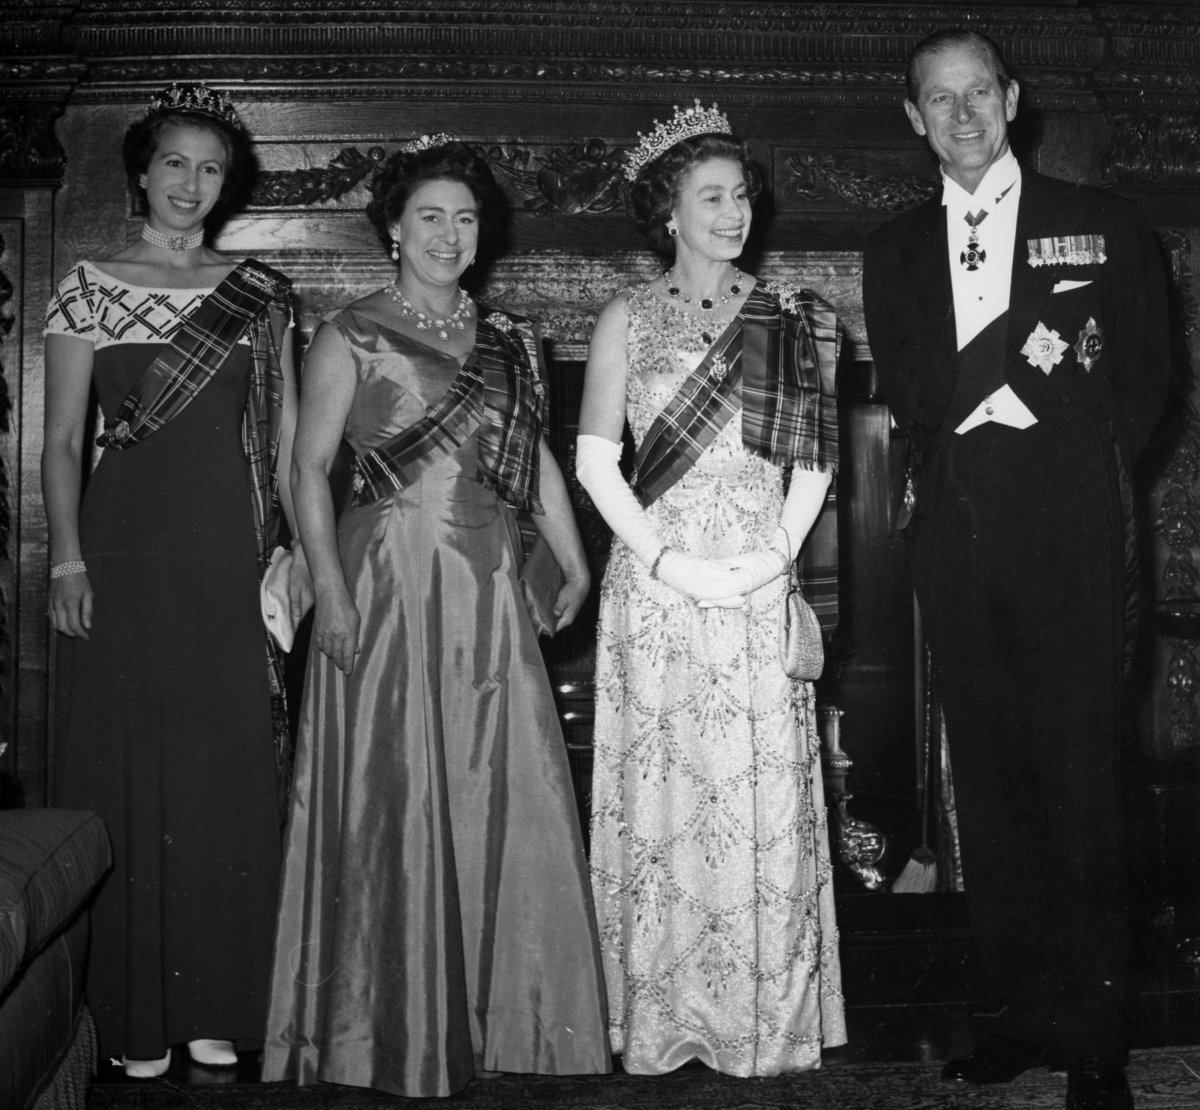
[589,283,847,1077]
[46,261,281,1059]
[262,307,609,1098]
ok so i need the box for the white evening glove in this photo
[698,467,832,608]
[575,434,752,603]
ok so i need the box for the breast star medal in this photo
[1074,318,1103,372]
[1021,322,1069,375]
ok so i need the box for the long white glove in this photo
[699,467,832,607]
[575,434,754,603]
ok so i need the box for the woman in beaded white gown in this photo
[576,106,846,1077]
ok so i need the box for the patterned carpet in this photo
[87,1046,1200,1109]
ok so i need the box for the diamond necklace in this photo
[141,224,204,252]
[664,267,742,311]
[387,283,472,340]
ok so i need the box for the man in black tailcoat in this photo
[862,28,1169,1110]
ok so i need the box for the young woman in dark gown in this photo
[43,83,308,1078]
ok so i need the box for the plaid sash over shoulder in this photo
[631,283,841,632]
[350,359,485,506]
[632,285,839,505]
[740,284,839,471]
[98,260,288,459]
[345,304,546,513]
[474,307,546,514]
[95,258,294,817]
[630,313,744,507]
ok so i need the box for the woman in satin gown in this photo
[575,105,846,1076]
[262,138,610,1097]
[44,84,303,1077]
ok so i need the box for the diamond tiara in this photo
[147,83,242,130]
[401,133,458,154]
[623,100,732,182]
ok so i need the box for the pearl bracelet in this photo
[50,559,87,579]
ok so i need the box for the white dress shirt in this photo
[942,151,1038,433]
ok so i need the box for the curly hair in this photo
[122,110,255,221]
[365,142,507,263]
[628,133,762,258]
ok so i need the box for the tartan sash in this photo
[630,284,841,633]
[474,308,546,513]
[97,259,288,456]
[96,258,294,819]
[345,305,546,512]
[740,286,839,470]
[632,286,840,506]
[630,313,744,507]
[350,359,485,506]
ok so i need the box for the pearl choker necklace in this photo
[387,283,472,340]
[141,224,204,252]
[664,268,743,311]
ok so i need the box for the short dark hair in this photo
[906,29,1012,103]
[628,133,762,258]
[365,142,506,262]
[122,110,255,220]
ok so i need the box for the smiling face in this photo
[138,122,228,234]
[391,177,480,289]
[904,41,1019,194]
[669,156,752,264]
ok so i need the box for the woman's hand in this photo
[312,586,360,676]
[552,566,591,632]
[655,551,755,603]
[287,545,315,627]
[48,572,93,638]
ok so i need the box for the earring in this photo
[667,224,678,238]
[390,239,400,262]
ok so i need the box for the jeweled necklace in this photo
[664,267,742,311]
[387,283,471,340]
[141,224,204,252]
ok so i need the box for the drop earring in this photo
[390,239,400,262]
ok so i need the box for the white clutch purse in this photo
[261,545,298,652]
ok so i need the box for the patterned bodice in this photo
[44,261,214,350]
[623,283,783,556]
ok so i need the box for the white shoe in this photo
[123,1050,171,1078]
[187,1039,237,1068]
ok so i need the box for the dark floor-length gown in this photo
[48,261,282,1059]
[262,307,609,1098]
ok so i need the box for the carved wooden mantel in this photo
[2,1,1199,807]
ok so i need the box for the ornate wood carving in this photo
[1153,231,1200,753]
[0,103,69,183]
[0,231,13,702]
[479,141,627,217]
[251,147,387,208]
[785,151,936,213]
[248,141,629,217]
[1103,113,1200,188]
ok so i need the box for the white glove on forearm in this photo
[575,434,755,602]
[732,469,834,590]
[699,468,833,607]
[575,434,664,567]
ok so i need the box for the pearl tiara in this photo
[147,83,242,130]
[623,100,732,182]
[401,133,458,153]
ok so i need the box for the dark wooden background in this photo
[2,2,1198,930]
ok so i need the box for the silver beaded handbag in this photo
[779,559,824,681]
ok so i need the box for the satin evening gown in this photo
[262,307,609,1097]
[589,284,846,1076]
